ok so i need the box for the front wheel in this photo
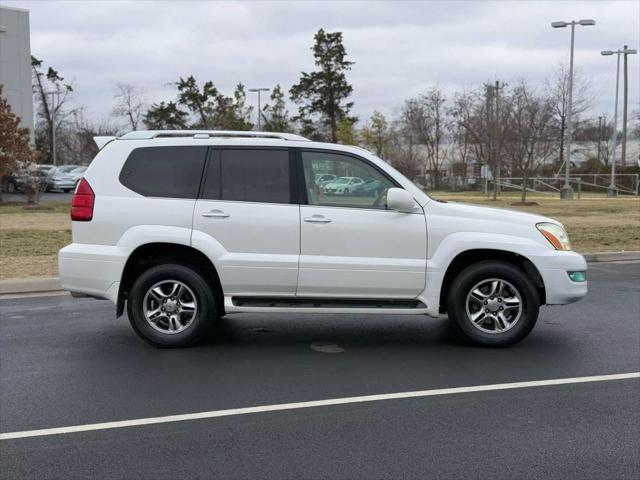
[127,264,218,347]
[446,261,539,347]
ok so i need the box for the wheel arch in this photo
[117,242,224,317]
[438,249,546,314]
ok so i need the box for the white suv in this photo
[59,130,587,348]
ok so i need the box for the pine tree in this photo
[143,101,188,129]
[290,29,355,143]
[262,85,292,132]
[361,111,391,157]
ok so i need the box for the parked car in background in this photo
[314,173,336,186]
[68,166,88,186]
[353,179,385,197]
[1,173,19,194]
[46,166,77,192]
[323,176,364,195]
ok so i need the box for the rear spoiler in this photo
[94,136,116,150]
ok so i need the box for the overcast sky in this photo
[6,0,640,127]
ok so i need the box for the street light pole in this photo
[248,87,270,130]
[551,19,596,200]
[621,45,636,166]
[602,47,637,197]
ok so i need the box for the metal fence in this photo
[470,174,640,197]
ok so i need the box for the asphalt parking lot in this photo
[1,262,638,479]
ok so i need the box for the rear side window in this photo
[119,146,207,198]
[202,149,291,204]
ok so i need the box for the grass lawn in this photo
[0,195,638,280]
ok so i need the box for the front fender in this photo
[420,232,552,317]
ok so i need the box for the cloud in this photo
[6,0,639,125]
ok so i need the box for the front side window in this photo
[301,151,396,209]
[202,149,291,204]
[119,146,207,198]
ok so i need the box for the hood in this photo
[428,200,562,228]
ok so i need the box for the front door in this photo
[192,148,299,296]
[297,150,427,298]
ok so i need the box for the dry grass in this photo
[0,194,638,280]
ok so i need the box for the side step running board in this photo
[232,296,426,309]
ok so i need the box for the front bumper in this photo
[531,250,588,304]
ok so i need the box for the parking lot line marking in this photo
[1,372,638,441]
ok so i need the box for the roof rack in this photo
[118,130,309,142]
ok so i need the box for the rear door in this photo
[192,148,300,296]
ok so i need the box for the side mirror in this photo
[386,188,416,213]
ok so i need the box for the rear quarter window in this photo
[119,146,207,198]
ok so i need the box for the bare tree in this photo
[31,56,75,164]
[546,62,593,169]
[60,108,120,164]
[387,119,422,182]
[112,83,146,132]
[401,88,449,190]
[503,82,555,203]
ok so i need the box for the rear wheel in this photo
[446,261,539,347]
[127,264,217,347]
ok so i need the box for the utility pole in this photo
[551,19,596,200]
[597,115,602,165]
[602,46,637,197]
[248,87,269,130]
[493,80,504,200]
[45,90,61,166]
[484,83,493,197]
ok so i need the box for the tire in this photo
[127,263,218,347]
[344,188,350,195]
[7,182,16,194]
[446,261,539,347]
[63,188,72,193]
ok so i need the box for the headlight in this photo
[536,222,572,251]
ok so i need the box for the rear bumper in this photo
[58,243,125,303]
[530,250,588,305]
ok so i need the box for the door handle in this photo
[202,209,230,218]
[304,215,331,224]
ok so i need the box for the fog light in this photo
[568,271,586,282]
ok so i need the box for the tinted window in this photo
[301,151,396,209]
[120,146,207,198]
[202,149,291,204]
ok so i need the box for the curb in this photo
[0,277,61,296]
[1,251,638,296]
[582,251,640,263]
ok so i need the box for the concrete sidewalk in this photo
[1,251,638,296]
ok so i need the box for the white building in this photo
[0,6,33,141]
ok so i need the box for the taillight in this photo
[70,178,95,221]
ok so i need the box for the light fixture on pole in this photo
[248,88,270,131]
[601,46,637,197]
[551,19,596,200]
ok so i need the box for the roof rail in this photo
[118,130,309,142]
